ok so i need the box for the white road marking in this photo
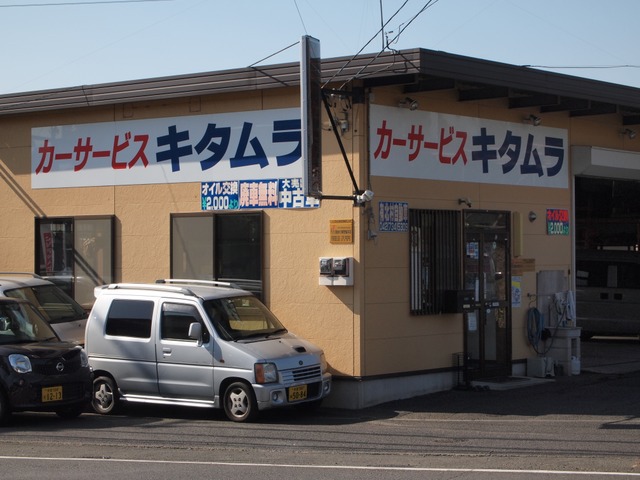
[0,456,638,476]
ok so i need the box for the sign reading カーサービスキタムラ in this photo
[370,105,568,189]
[31,108,303,190]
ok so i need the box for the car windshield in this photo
[203,295,287,341]
[0,301,58,344]
[4,285,87,324]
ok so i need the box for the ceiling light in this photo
[621,128,637,139]
[398,97,419,111]
[524,114,542,126]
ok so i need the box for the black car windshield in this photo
[0,301,58,344]
[203,295,287,341]
[4,285,87,324]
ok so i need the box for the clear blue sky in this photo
[2,0,640,95]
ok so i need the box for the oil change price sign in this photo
[201,178,320,210]
[546,208,569,235]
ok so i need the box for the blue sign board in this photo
[201,178,319,211]
[379,201,409,232]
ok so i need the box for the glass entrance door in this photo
[463,211,511,380]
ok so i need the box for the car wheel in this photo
[92,376,118,415]
[223,382,258,422]
[0,390,10,426]
[56,404,85,419]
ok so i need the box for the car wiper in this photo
[265,328,287,338]
[8,339,37,344]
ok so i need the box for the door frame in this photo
[462,210,512,381]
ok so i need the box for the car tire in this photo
[0,389,10,426]
[92,376,118,415]
[223,381,258,422]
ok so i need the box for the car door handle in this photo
[162,347,172,355]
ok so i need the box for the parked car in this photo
[576,250,640,338]
[0,297,93,425]
[0,273,88,344]
[85,279,331,422]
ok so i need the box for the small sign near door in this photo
[546,208,569,235]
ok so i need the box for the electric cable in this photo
[330,0,439,90]
[527,306,545,354]
[323,0,410,88]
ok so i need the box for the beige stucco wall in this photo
[0,87,366,379]
[361,86,640,377]
[2,78,640,386]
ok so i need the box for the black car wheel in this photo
[223,382,258,422]
[92,376,118,414]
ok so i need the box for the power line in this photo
[293,0,308,35]
[248,41,300,69]
[0,0,172,7]
[330,0,440,89]
[324,0,410,88]
[526,64,640,70]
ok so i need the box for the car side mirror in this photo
[188,322,203,345]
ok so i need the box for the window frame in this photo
[170,212,264,300]
[104,299,154,339]
[34,215,115,307]
[409,209,462,315]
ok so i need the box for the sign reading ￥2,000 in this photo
[546,208,570,235]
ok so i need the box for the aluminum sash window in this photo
[410,209,461,315]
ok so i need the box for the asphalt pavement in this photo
[351,337,640,420]
[580,336,640,374]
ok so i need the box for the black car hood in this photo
[0,341,80,358]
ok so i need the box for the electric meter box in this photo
[319,257,353,286]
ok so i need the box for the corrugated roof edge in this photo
[1,48,640,115]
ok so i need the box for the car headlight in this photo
[9,354,32,374]
[320,353,328,373]
[80,349,89,368]
[255,362,278,384]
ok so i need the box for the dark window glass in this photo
[35,217,114,309]
[171,213,263,300]
[105,299,154,338]
[4,285,86,323]
[410,209,462,315]
[575,177,640,250]
[160,303,209,343]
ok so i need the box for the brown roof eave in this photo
[1,48,640,116]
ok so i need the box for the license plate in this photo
[42,386,63,402]
[288,385,307,402]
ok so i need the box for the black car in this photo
[0,298,92,425]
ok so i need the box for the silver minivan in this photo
[84,279,331,422]
[576,250,640,338]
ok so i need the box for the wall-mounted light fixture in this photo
[398,97,419,111]
[524,114,542,126]
[355,189,375,204]
[458,197,472,208]
[528,211,537,222]
[621,128,637,139]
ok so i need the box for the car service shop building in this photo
[2,47,640,408]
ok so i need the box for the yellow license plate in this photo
[42,386,63,402]
[288,385,308,402]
